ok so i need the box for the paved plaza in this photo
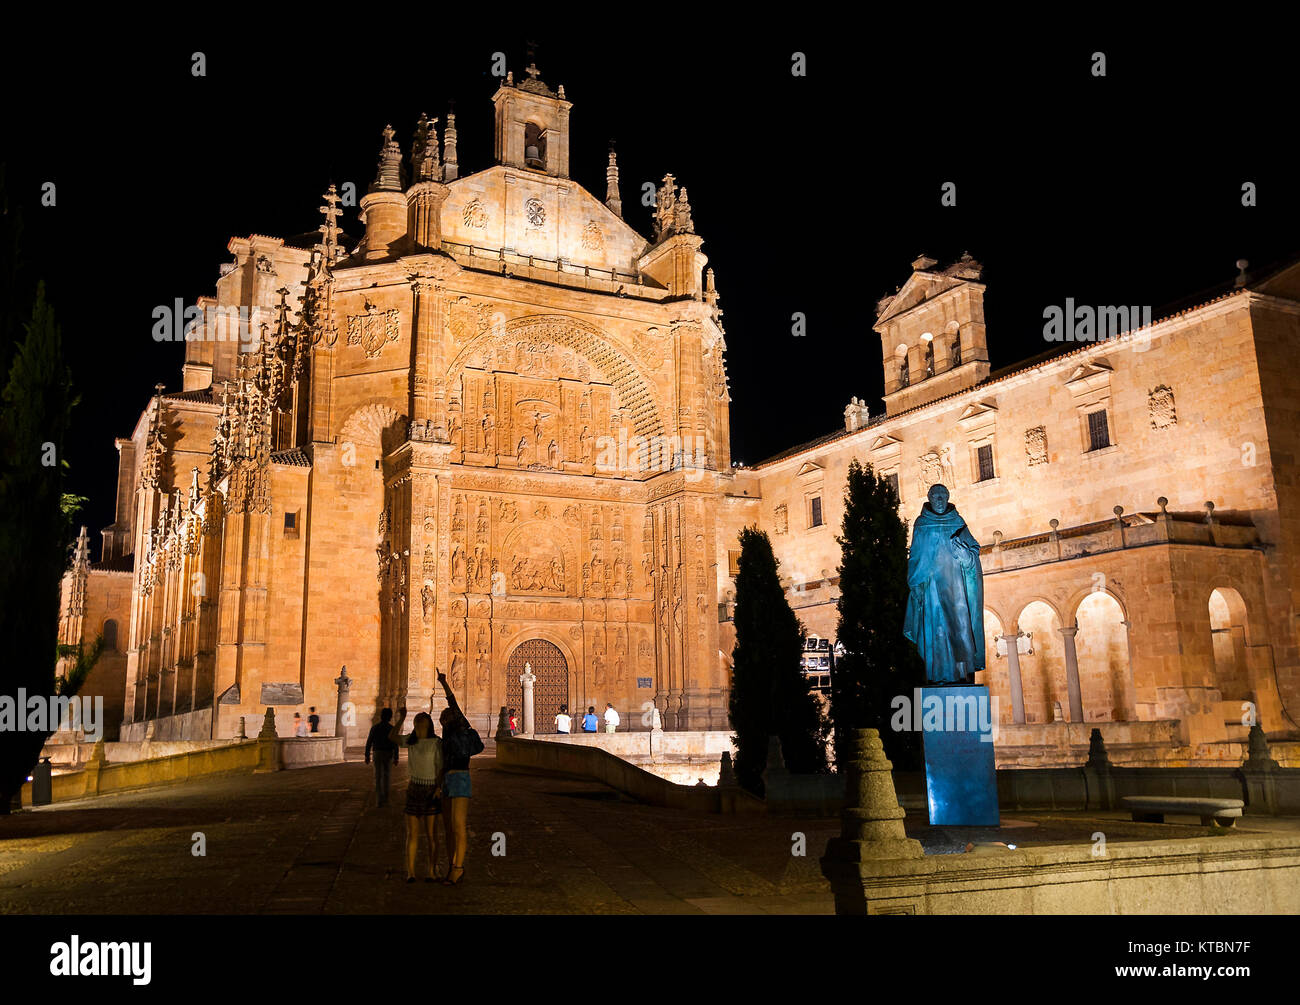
[4,748,1296,915]
[0,747,837,915]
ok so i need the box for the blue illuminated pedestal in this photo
[920,684,999,826]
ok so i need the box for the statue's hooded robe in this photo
[904,498,985,683]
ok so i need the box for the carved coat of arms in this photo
[346,300,401,359]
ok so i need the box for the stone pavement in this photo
[0,750,837,915]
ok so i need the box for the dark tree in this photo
[0,281,81,811]
[729,525,828,795]
[831,459,925,771]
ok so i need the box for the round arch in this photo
[447,314,667,440]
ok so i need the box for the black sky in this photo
[2,23,1296,553]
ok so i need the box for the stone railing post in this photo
[1082,727,1115,810]
[820,729,923,914]
[1240,723,1279,814]
[84,739,107,798]
[255,707,280,773]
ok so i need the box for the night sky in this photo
[3,26,1295,553]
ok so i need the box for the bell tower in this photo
[492,60,572,178]
[874,253,990,416]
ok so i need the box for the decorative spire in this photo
[652,174,677,242]
[443,107,459,181]
[605,142,622,218]
[73,525,90,571]
[370,124,404,193]
[317,185,343,266]
[411,113,441,182]
[674,186,694,235]
[705,268,719,310]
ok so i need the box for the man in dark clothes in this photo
[364,708,400,807]
[308,706,320,734]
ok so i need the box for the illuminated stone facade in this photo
[60,65,1300,764]
[88,63,731,742]
[717,255,1300,760]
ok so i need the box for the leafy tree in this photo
[832,459,925,771]
[729,525,829,795]
[0,281,81,811]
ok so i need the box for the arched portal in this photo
[1017,600,1064,723]
[1209,587,1251,702]
[1074,591,1128,721]
[506,639,570,733]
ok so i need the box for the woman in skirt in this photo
[393,707,444,882]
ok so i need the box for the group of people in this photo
[364,670,484,884]
[503,703,620,734]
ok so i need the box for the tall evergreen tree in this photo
[729,525,828,795]
[0,281,81,811]
[832,459,925,771]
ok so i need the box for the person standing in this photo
[396,707,444,883]
[508,708,519,735]
[293,712,308,738]
[555,704,572,734]
[365,708,400,807]
[437,670,484,885]
[307,706,320,734]
[581,706,598,733]
[603,703,620,734]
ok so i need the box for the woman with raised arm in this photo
[436,670,484,885]
[393,705,444,883]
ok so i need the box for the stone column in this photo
[1059,626,1084,722]
[333,666,352,744]
[520,662,536,736]
[1002,634,1026,724]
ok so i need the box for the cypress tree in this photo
[0,282,81,811]
[832,459,925,771]
[729,525,828,795]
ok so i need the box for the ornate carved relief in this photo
[1025,426,1049,466]
[346,300,401,359]
[916,448,955,496]
[1149,385,1177,429]
[774,503,788,535]
[462,199,488,229]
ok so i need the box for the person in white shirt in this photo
[555,704,572,734]
[603,703,620,734]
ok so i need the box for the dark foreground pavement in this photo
[0,752,836,915]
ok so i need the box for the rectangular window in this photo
[885,472,900,502]
[976,444,995,482]
[284,512,296,531]
[809,496,823,528]
[728,549,741,577]
[1087,409,1110,451]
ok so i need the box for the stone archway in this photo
[506,639,570,733]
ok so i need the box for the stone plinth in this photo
[921,686,999,826]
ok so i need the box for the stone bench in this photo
[1121,795,1244,827]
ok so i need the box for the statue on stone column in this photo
[904,484,985,685]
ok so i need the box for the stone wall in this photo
[829,832,1300,914]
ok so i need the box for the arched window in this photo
[524,122,546,170]
[924,340,935,377]
[898,350,910,389]
[102,618,118,651]
[952,332,962,366]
